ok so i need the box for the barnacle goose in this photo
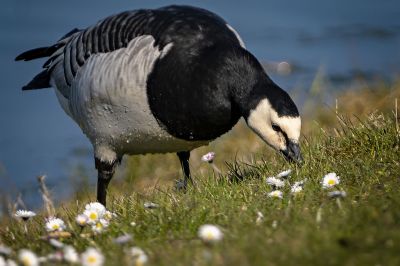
[16,5,302,206]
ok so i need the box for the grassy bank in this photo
[0,82,399,265]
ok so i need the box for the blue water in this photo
[1,0,399,208]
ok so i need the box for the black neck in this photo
[211,46,275,118]
[214,46,299,119]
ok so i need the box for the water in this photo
[0,0,399,208]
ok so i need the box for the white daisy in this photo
[91,219,109,234]
[49,239,64,249]
[0,256,5,266]
[291,179,307,194]
[83,209,101,225]
[322,172,340,189]
[84,202,106,214]
[18,249,39,266]
[45,252,61,262]
[143,202,159,209]
[130,247,145,257]
[63,246,79,264]
[201,152,215,163]
[113,234,133,245]
[276,169,292,178]
[15,210,36,221]
[255,211,264,225]
[134,254,148,266]
[198,224,223,244]
[45,217,66,232]
[267,190,283,199]
[272,220,278,229]
[293,179,306,186]
[291,184,303,194]
[129,247,148,266]
[76,214,88,227]
[104,211,117,220]
[84,202,106,224]
[266,177,285,188]
[327,190,347,198]
[81,248,104,266]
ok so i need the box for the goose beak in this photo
[281,141,303,164]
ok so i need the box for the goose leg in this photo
[176,151,192,190]
[95,157,119,206]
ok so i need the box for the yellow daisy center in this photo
[87,256,97,264]
[89,212,98,220]
[22,257,31,266]
[52,224,60,230]
[328,179,336,185]
[205,231,214,239]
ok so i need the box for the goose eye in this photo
[272,124,281,132]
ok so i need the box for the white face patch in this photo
[246,98,301,151]
[226,24,246,48]
[270,111,301,143]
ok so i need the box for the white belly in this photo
[52,35,208,160]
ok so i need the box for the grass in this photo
[0,82,400,265]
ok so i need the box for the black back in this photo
[16,6,242,89]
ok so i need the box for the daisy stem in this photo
[316,205,323,225]
[202,248,213,262]
[285,198,292,219]
[336,198,343,210]
[24,223,28,234]
[210,163,222,175]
